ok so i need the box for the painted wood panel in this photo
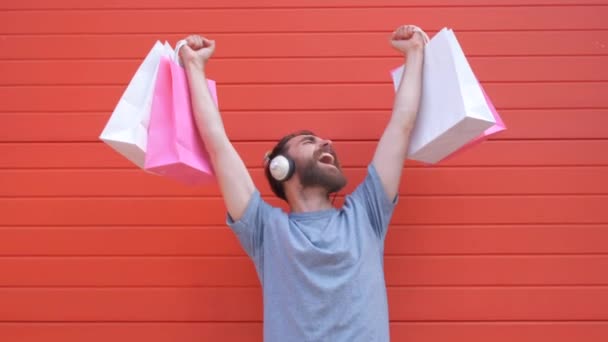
[1,1,606,341]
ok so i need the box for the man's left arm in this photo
[372,25,425,200]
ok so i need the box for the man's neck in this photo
[287,187,334,213]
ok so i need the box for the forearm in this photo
[184,61,254,219]
[184,63,227,153]
[391,48,424,132]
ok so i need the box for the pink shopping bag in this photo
[144,56,217,185]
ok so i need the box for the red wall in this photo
[1,0,607,341]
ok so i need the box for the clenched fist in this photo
[178,35,216,71]
[390,25,426,55]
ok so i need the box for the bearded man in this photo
[178,24,425,342]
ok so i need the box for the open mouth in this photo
[318,152,336,166]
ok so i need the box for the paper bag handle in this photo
[174,39,188,67]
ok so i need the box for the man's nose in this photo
[321,138,332,147]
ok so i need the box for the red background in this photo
[1,0,607,341]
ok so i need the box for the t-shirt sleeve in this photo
[347,164,398,240]
[226,190,270,260]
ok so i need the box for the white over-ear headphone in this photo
[268,154,295,182]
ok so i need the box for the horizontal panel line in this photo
[0,223,605,228]
[1,140,607,145]
[3,54,608,63]
[4,193,608,199]
[0,163,608,172]
[1,54,607,61]
[4,108,602,114]
[2,138,608,144]
[2,4,608,11]
[0,286,259,289]
[0,321,606,325]
[4,165,608,171]
[7,166,608,171]
[3,80,608,87]
[1,223,606,228]
[1,320,606,324]
[371,252,608,257]
[4,194,608,199]
[2,81,607,88]
[3,224,608,228]
[391,319,608,323]
[1,252,608,256]
[2,29,607,36]
[0,319,608,326]
[2,285,608,289]
[1,253,607,257]
[0,285,607,289]
[0,320,263,323]
[2,28,608,36]
[3,107,608,114]
[1,55,606,62]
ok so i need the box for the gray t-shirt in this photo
[227,164,397,342]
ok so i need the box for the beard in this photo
[297,151,347,195]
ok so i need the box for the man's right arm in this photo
[181,36,255,221]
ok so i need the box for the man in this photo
[179,25,425,341]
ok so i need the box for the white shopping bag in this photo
[100,41,167,168]
[392,27,497,164]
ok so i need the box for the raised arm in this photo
[180,35,255,220]
[372,25,425,200]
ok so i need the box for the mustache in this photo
[314,145,336,157]
[313,145,340,165]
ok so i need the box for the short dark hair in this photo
[264,130,316,201]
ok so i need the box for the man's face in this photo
[285,134,347,194]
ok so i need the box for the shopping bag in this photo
[99,41,166,168]
[391,27,506,164]
[144,41,217,185]
[438,86,507,162]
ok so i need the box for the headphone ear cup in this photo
[269,155,295,182]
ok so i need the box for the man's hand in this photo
[179,35,216,71]
[390,25,425,55]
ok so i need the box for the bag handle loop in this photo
[174,39,188,67]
